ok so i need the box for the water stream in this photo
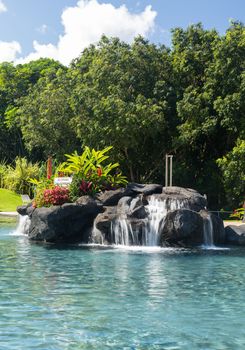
[202,214,215,248]
[111,197,191,247]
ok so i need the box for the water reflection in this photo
[1,226,245,350]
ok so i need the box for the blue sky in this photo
[0,0,244,64]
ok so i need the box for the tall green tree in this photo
[70,36,175,182]
[18,66,80,160]
[171,22,245,207]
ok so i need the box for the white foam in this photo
[10,215,30,236]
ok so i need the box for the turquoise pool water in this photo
[0,223,245,350]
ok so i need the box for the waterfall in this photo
[12,215,31,236]
[203,214,214,247]
[111,196,190,246]
[112,218,137,246]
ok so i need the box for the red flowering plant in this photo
[29,174,70,208]
[43,186,70,206]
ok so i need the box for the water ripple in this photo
[0,225,245,349]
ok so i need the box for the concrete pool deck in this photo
[223,221,244,227]
[0,211,18,217]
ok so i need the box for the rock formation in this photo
[17,184,227,247]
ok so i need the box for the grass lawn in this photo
[0,189,22,212]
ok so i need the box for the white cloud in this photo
[0,0,7,13]
[36,24,48,34]
[16,0,157,65]
[0,41,21,62]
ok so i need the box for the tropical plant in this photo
[60,146,127,201]
[0,160,7,188]
[29,176,55,207]
[42,186,70,206]
[229,208,245,220]
[3,157,39,196]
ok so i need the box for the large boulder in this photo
[92,206,117,244]
[96,188,129,206]
[93,196,148,244]
[28,198,103,243]
[117,196,147,219]
[17,203,35,217]
[126,183,163,196]
[160,209,204,246]
[225,224,245,245]
[151,186,207,212]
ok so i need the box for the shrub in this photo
[43,186,70,206]
[4,157,39,196]
[0,160,7,188]
[230,208,244,220]
[59,146,127,201]
[33,186,70,207]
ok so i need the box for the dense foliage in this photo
[30,146,127,207]
[0,22,244,209]
[60,146,127,201]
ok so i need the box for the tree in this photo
[0,59,64,162]
[18,66,80,160]
[217,139,245,207]
[70,36,174,182]
[171,23,245,208]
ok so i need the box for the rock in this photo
[93,206,117,244]
[126,183,163,196]
[28,202,103,243]
[76,195,102,208]
[117,196,147,219]
[199,210,225,244]
[210,213,225,244]
[93,196,148,244]
[160,209,204,246]
[96,188,128,206]
[17,203,32,216]
[117,196,132,215]
[151,186,207,212]
[128,197,148,219]
[18,185,221,248]
[225,224,245,245]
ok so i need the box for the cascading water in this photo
[12,215,31,236]
[111,196,190,246]
[113,217,136,246]
[203,214,214,248]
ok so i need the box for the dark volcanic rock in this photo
[93,206,117,244]
[160,209,204,246]
[117,196,147,219]
[17,203,32,216]
[96,188,128,206]
[199,210,225,244]
[28,202,103,243]
[210,213,225,244]
[126,183,163,196]
[93,196,148,244]
[76,195,102,209]
[225,224,245,245]
[17,185,224,247]
[151,186,207,212]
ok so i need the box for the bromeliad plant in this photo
[229,208,245,220]
[59,146,127,201]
